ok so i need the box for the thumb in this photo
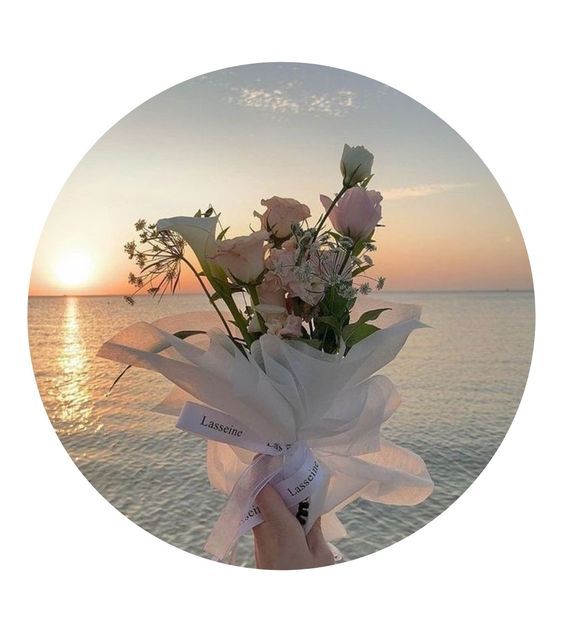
[306,518,334,566]
[305,518,325,550]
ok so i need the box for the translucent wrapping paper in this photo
[98,300,433,561]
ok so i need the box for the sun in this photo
[54,250,95,288]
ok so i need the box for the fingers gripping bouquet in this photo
[98,145,434,561]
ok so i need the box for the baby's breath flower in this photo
[316,247,353,285]
[358,282,372,295]
[295,261,313,283]
[124,241,136,259]
[364,242,376,252]
[376,276,386,290]
[299,230,313,246]
[123,218,185,304]
[335,282,357,300]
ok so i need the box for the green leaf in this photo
[294,338,322,349]
[355,307,390,326]
[315,315,342,334]
[320,287,350,320]
[217,226,230,240]
[360,174,374,188]
[209,285,245,302]
[210,277,230,294]
[173,330,206,340]
[352,264,371,277]
[342,322,379,348]
[352,240,366,257]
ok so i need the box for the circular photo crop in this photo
[29,62,534,569]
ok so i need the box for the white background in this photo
[2,1,562,630]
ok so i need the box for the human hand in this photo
[252,485,335,570]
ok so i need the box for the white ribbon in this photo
[177,402,330,560]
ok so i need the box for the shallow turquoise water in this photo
[28,291,534,566]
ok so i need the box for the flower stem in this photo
[312,185,349,242]
[337,239,358,275]
[181,255,250,355]
[220,290,255,349]
[247,284,267,333]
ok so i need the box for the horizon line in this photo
[28,288,534,298]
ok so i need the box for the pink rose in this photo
[320,187,382,241]
[281,235,298,252]
[257,271,286,307]
[210,230,269,283]
[279,314,303,338]
[253,304,287,335]
[253,305,303,338]
[268,247,324,305]
[257,196,311,239]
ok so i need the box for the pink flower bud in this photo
[320,187,382,241]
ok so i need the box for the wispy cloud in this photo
[228,85,360,117]
[383,182,474,200]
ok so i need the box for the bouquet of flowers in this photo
[98,144,433,562]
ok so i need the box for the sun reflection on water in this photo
[55,297,92,433]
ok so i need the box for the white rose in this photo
[340,144,374,187]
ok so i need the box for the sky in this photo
[29,63,532,295]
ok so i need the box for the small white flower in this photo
[301,263,315,283]
[335,281,357,300]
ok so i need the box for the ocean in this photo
[27,291,535,566]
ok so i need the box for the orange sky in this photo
[29,63,532,296]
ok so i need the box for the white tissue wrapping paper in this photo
[97,300,434,560]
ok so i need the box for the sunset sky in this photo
[29,63,532,296]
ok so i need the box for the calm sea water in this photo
[28,291,534,566]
